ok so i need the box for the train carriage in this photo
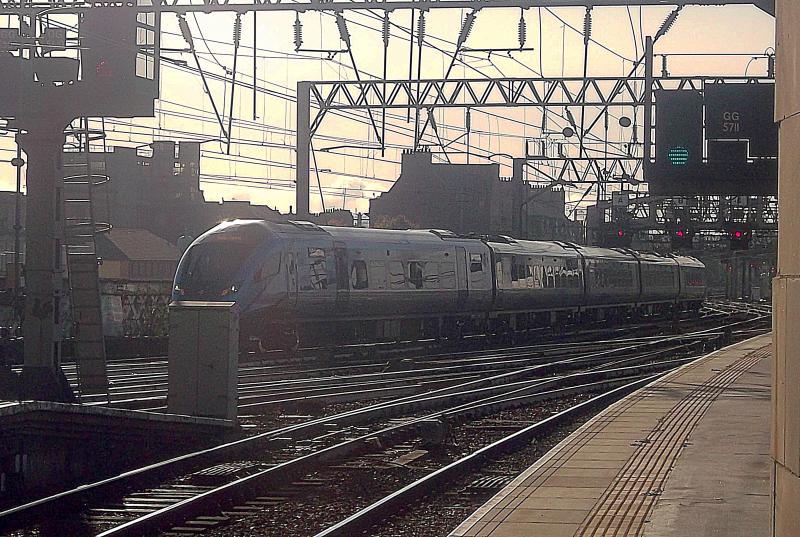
[675,255,707,307]
[580,247,641,307]
[634,252,681,310]
[488,238,584,320]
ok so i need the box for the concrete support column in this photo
[17,124,72,401]
[773,1,800,533]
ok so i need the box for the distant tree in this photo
[324,214,352,227]
[371,214,417,230]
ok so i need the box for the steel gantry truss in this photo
[296,72,775,216]
[612,195,779,231]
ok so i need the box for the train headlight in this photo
[221,284,239,297]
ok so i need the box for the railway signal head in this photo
[671,227,695,250]
[668,146,691,166]
[728,228,751,251]
[601,228,632,248]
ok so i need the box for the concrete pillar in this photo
[17,124,72,401]
[773,1,800,534]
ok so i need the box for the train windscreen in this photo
[176,230,265,300]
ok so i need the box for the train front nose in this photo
[172,221,268,302]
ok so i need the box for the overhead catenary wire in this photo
[15,9,654,211]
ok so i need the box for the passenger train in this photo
[172,220,707,351]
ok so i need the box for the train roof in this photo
[201,221,705,269]
[571,245,639,261]
[486,238,583,257]
[209,220,486,248]
[671,255,705,268]
[632,251,681,266]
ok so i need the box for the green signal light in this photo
[668,147,690,166]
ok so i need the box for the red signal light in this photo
[676,230,685,238]
[734,230,743,239]
[617,230,624,237]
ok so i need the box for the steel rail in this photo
[0,333,712,532]
[95,362,686,536]
[313,375,659,537]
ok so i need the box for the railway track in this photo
[0,304,769,536]
[40,302,763,413]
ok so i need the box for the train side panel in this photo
[489,240,584,313]
[316,228,493,320]
[636,252,680,304]
[580,247,641,306]
[675,255,707,303]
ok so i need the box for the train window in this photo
[424,262,439,289]
[469,253,483,273]
[351,260,368,290]
[302,247,328,291]
[254,252,282,282]
[440,262,456,289]
[408,261,424,289]
[388,261,405,290]
[369,261,387,289]
[547,267,556,289]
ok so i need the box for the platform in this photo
[450,334,772,537]
[0,400,236,506]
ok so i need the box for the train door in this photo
[334,243,350,312]
[456,246,469,309]
[286,247,298,307]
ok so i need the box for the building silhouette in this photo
[370,149,583,241]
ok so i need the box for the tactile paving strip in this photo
[449,336,771,537]
[575,347,768,537]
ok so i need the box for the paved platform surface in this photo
[450,334,772,537]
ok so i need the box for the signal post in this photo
[0,9,159,400]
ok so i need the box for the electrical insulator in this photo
[382,12,390,48]
[294,13,303,51]
[518,10,526,49]
[417,11,426,48]
[233,13,242,45]
[566,108,576,127]
[457,10,477,49]
[583,7,592,45]
[177,15,194,50]
[336,13,351,48]
[655,7,682,40]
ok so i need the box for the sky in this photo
[0,3,776,219]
